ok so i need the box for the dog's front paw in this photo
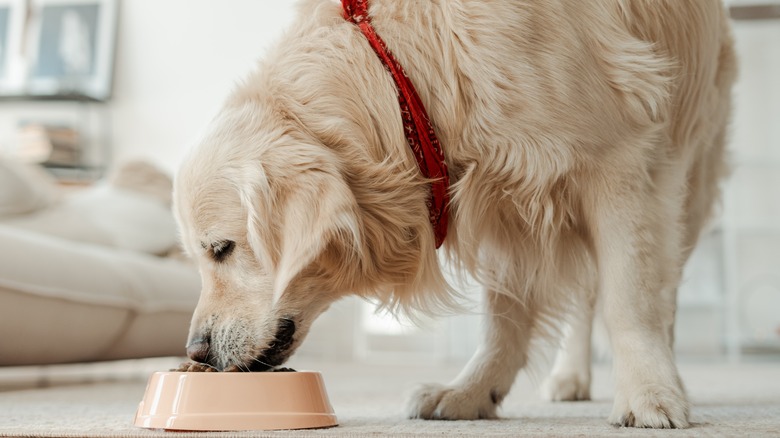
[541,371,590,401]
[609,384,689,428]
[407,383,498,420]
[171,361,218,372]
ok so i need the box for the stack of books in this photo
[16,123,82,167]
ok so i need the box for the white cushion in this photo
[0,225,200,365]
[1,184,179,256]
[0,158,56,217]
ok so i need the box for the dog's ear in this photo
[273,167,360,303]
[240,148,361,303]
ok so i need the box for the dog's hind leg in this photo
[541,291,595,401]
[407,281,535,420]
[587,166,690,429]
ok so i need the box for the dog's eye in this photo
[210,240,235,262]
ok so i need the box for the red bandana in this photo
[342,0,450,248]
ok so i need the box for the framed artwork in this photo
[0,0,27,94]
[26,0,117,100]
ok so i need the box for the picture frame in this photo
[25,0,117,101]
[0,0,28,95]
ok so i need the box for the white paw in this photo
[406,383,500,420]
[541,371,590,401]
[609,384,689,428]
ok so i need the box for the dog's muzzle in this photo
[185,318,297,371]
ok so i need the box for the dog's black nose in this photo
[186,337,211,364]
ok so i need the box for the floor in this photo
[0,356,779,437]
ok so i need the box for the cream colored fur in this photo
[173,0,736,429]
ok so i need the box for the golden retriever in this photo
[173,0,736,428]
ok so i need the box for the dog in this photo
[173,0,736,428]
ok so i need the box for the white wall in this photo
[110,0,296,173]
[719,18,780,356]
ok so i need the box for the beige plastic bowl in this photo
[134,371,338,431]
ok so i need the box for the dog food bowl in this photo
[134,371,338,431]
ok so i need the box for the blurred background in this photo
[0,0,778,386]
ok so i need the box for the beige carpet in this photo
[0,357,779,437]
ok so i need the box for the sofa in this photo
[0,158,200,366]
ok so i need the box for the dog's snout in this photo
[186,337,211,364]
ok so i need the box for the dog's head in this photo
[173,102,366,371]
[173,48,456,368]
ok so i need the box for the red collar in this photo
[342,0,450,248]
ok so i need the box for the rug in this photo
[0,358,778,437]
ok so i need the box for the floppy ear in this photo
[271,168,361,303]
[241,150,361,303]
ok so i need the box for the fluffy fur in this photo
[173,0,736,429]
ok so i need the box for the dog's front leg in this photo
[407,287,533,420]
